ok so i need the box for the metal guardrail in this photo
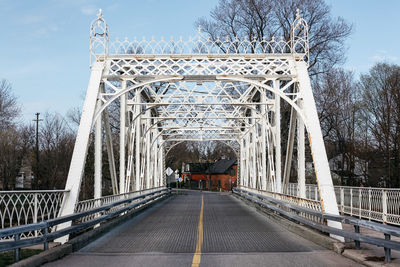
[75,187,165,223]
[287,183,400,225]
[0,188,170,262]
[234,187,400,263]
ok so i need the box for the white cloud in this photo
[370,50,399,63]
[34,25,59,37]
[371,55,384,61]
[81,5,97,16]
[20,15,46,24]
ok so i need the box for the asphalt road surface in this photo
[45,190,361,267]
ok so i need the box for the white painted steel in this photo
[287,183,400,226]
[94,99,102,199]
[119,84,126,194]
[56,62,104,243]
[0,190,68,240]
[75,187,163,223]
[295,61,343,240]
[297,98,305,198]
[103,104,118,195]
[56,9,344,242]
[274,80,282,193]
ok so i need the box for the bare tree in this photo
[359,63,400,187]
[166,141,201,171]
[314,68,366,184]
[0,79,20,130]
[39,112,75,189]
[166,140,237,173]
[0,80,22,189]
[196,0,352,76]
[315,69,357,142]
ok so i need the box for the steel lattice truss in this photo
[58,9,342,240]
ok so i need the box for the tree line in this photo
[0,80,76,191]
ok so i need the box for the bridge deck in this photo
[46,191,360,266]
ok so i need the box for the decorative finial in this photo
[97,9,103,19]
[197,25,202,34]
[296,9,300,19]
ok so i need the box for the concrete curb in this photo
[342,250,382,267]
[11,194,171,267]
[10,244,73,267]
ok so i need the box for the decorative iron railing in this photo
[0,187,165,241]
[240,186,322,211]
[287,183,400,225]
[108,36,297,55]
[0,190,68,240]
[239,186,323,224]
[90,9,309,66]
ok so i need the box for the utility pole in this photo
[33,113,42,189]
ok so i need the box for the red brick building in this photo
[182,159,237,191]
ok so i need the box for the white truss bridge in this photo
[5,9,400,245]
[50,8,342,240]
[2,10,400,265]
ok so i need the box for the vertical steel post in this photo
[274,79,281,193]
[43,226,49,251]
[14,234,20,262]
[94,98,102,199]
[240,139,245,187]
[158,143,163,187]
[102,81,118,195]
[104,109,118,194]
[261,91,267,190]
[251,110,257,188]
[385,234,391,262]
[246,133,250,187]
[145,110,151,189]
[135,91,142,191]
[350,188,353,216]
[341,187,344,215]
[152,132,158,188]
[283,107,296,193]
[34,193,38,237]
[162,146,166,186]
[359,188,362,219]
[383,189,387,224]
[368,189,372,220]
[119,80,127,194]
[354,225,360,249]
[297,99,305,198]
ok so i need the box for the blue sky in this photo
[1,0,399,123]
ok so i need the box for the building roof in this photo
[187,163,212,174]
[207,158,237,174]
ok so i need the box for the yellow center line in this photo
[191,194,204,267]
